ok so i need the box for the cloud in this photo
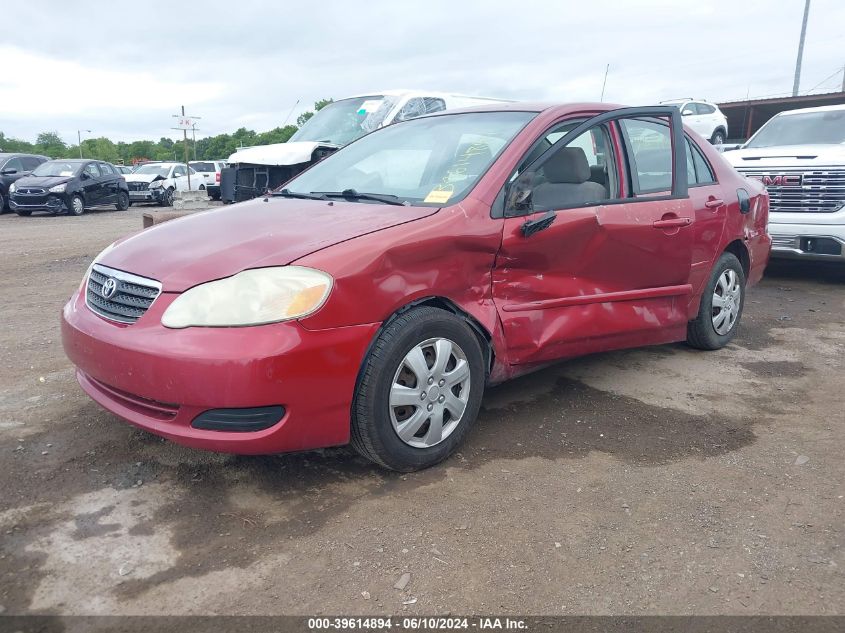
[1,0,843,144]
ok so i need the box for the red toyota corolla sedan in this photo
[62,103,770,471]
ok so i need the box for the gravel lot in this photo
[0,208,843,615]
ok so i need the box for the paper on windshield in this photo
[357,99,384,115]
[423,189,453,204]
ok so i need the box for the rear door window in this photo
[84,163,101,178]
[99,163,115,176]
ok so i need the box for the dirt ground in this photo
[0,207,843,616]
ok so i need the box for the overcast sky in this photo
[1,0,843,145]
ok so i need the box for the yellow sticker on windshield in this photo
[424,189,453,204]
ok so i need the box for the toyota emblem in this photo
[101,277,118,299]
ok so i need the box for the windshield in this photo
[283,111,536,206]
[134,164,172,177]
[746,110,845,148]
[289,95,399,146]
[32,161,81,177]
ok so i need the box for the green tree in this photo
[296,98,333,127]
[35,131,68,158]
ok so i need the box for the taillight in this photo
[216,172,221,182]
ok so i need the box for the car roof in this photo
[0,152,49,159]
[426,101,622,117]
[777,103,845,116]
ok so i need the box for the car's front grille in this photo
[17,187,46,194]
[85,264,162,324]
[128,182,149,191]
[737,167,845,213]
[13,194,50,206]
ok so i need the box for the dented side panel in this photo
[492,197,694,366]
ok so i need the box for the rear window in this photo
[190,162,216,172]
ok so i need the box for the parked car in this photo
[9,159,129,216]
[660,99,729,144]
[0,153,50,212]
[113,164,134,175]
[62,103,770,471]
[124,162,205,206]
[222,90,509,203]
[723,104,845,262]
[189,160,227,200]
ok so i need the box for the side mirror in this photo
[681,109,695,116]
[505,171,535,215]
[80,172,91,180]
[737,188,751,214]
[1,168,17,175]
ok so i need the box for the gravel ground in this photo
[0,208,843,615]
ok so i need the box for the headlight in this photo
[49,183,66,193]
[161,266,333,328]
[148,180,162,189]
[8,183,16,193]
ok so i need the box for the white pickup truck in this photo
[724,104,845,261]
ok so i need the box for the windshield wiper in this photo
[271,188,329,201]
[314,189,407,206]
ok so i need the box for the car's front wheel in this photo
[162,188,175,206]
[352,307,486,471]
[69,195,85,216]
[710,128,726,144]
[687,252,746,350]
[116,191,130,211]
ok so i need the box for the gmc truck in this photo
[724,104,845,261]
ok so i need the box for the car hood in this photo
[99,197,438,292]
[725,143,845,167]
[124,173,166,183]
[14,175,73,188]
[227,141,338,167]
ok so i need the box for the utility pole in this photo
[600,64,610,102]
[792,0,811,96]
[77,129,91,158]
[171,106,201,190]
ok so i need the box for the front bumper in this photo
[128,189,155,202]
[61,287,380,454]
[769,220,845,261]
[9,193,68,213]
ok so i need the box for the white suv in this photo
[189,160,227,200]
[724,104,845,262]
[660,99,729,144]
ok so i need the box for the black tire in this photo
[687,252,746,350]
[15,209,32,217]
[351,307,486,471]
[0,191,6,213]
[115,190,130,211]
[69,195,85,216]
[162,188,174,207]
[710,128,726,145]
[211,191,221,201]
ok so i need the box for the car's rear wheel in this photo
[687,252,746,350]
[352,307,486,471]
[710,128,726,144]
[0,191,6,213]
[69,195,85,216]
[116,191,130,211]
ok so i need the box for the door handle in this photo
[705,198,724,209]
[653,217,692,229]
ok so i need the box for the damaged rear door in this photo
[492,107,695,365]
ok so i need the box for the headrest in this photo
[635,148,672,174]
[543,147,591,184]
